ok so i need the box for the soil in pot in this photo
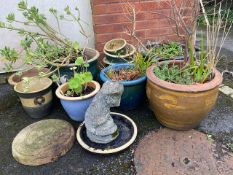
[100,64,147,111]
[106,68,141,81]
[104,38,127,53]
[64,86,95,97]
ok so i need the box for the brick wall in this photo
[91,0,192,53]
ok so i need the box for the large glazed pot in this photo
[146,61,223,130]
[100,63,146,110]
[14,77,53,118]
[54,48,100,80]
[56,81,100,122]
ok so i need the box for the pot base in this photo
[76,112,137,154]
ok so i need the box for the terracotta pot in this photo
[56,81,100,122]
[8,67,50,86]
[14,77,53,118]
[146,61,223,130]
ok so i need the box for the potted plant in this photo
[146,1,230,130]
[56,57,100,121]
[145,41,184,61]
[104,38,127,54]
[14,77,53,118]
[103,43,136,65]
[100,52,153,110]
[0,1,99,82]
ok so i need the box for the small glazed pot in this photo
[104,44,136,64]
[14,77,53,118]
[146,61,223,130]
[104,38,127,54]
[100,63,147,110]
[56,81,100,122]
[8,67,50,86]
[51,48,100,80]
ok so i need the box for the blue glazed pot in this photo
[52,48,100,80]
[100,63,147,110]
[56,81,100,122]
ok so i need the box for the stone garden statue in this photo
[85,81,124,144]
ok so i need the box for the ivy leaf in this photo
[75,57,84,66]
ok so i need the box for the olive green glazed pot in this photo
[146,62,223,130]
[14,77,53,119]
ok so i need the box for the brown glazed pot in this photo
[146,61,223,130]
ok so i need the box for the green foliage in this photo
[6,13,15,22]
[154,33,212,85]
[0,0,87,78]
[189,32,211,83]
[67,72,93,95]
[67,57,92,96]
[149,42,183,60]
[0,47,18,62]
[198,5,233,26]
[0,46,18,72]
[154,63,194,85]
[134,52,153,75]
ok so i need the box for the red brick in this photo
[92,0,193,51]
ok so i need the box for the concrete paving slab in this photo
[134,129,233,175]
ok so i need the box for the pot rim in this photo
[146,61,223,92]
[14,77,53,94]
[58,47,100,67]
[56,81,100,101]
[100,63,147,86]
[103,44,136,59]
[104,38,127,53]
[8,67,50,86]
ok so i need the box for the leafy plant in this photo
[0,0,90,76]
[148,42,183,60]
[134,52,154,75]
[154,63,194,85]
[0,47,19,71]
[66,57,93,96]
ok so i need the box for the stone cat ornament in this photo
[84,81,124,144]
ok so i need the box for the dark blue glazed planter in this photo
[56,81,100,122]
[52,48,100,80]
[100,64,147,110]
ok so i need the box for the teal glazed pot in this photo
[56,81,100,122]
[100,63,147,110]
[52,48,100,80]
[14,77,53,118]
